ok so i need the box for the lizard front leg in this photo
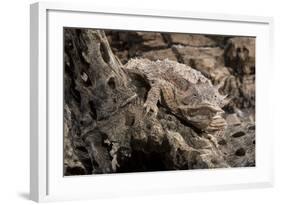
[144,84,160,117]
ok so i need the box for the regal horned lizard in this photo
[125,58,229,133]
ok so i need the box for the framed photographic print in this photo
[30,2,274,202]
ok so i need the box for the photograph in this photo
[63,28,255,176]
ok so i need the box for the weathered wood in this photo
[63,28,255,175]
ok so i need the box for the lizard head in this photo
[180,80,229,131]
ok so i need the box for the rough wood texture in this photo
[64,29,255,175]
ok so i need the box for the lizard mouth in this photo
[185,103,224,117]
[182,104,226,131]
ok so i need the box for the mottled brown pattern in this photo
[64,29,255,175]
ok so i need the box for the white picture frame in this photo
[30,1,274,202]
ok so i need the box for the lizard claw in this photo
[144,102,158,117]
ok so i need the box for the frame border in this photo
[30,1,274,202]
